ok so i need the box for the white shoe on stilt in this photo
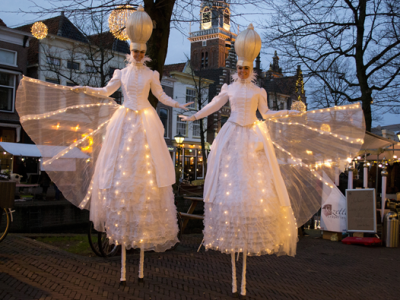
[119,244,126,287]
[240,252,247,299]
[138,248,144,283]
[231,252,238,298]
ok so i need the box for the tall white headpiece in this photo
[235,24,262,68]
[126,5,153,52]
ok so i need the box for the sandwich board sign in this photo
[346,189,376,233]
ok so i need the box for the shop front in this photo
[175,144,205,182]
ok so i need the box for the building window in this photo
[193,120,201,137]
[66,82,75,86]
[86,65,98,73]
[0,49,17,66]
[224,9,230,25]
[176,115,187,136]
[67,61,80,70]
[205,52,208,68]
[202,7,211,23]
[202,40,207,47]
[201,52,204,68]
[186,88,196,109]
[46,56,61,66]
[279,102,284,110]
[0,72,15,112]
[159,108,168,137]
[46,78,60,84]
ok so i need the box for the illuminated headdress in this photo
[126,5,153,52]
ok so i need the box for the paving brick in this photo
[0,234,399,299]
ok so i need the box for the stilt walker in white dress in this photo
[16,5,192,286]
[181,24,365,299]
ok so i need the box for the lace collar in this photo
[126,54,152,69]
[231,72,257,85]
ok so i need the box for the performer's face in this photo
[237,65,251,79]
[132,50,146,62]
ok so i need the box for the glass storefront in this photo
[175,145,204,181]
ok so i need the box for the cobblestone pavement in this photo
[0,234,399,300]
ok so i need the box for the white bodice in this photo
[85,64,179,111]
[193,80,291,126]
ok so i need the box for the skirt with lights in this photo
[203,121,298,256]
[99,109,179,251]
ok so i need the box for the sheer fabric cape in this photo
[203,101,365,227]
[15,76,174,214]
[264,104,365,226]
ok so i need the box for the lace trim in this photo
[125,54,152,68]
[231,71,257,84]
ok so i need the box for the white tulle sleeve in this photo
[85,69,121,97]
[150,71,180,108]
[193,83,229,120]
[258,88,298,119]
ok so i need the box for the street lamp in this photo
[174,132,185,172]
[174,132,185,145]
[396,132,400,142]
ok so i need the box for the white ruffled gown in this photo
[191,78,298,256]
[82,62,181,251]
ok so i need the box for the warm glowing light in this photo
[320,124,331,132]
[31,22,48,39]
[108,5,135,41]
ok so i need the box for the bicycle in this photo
[0,208,15,243]
[0,181,16,243]
[87,221,120,257]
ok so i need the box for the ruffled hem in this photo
[95,109,179,250]
[203,122,297,256]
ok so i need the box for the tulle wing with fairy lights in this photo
[265,103,365,226]
[16,76,120,208]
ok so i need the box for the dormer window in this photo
[202,7,211,30]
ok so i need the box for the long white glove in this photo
[179,114,197,122]
[177,102,194,111]
[71,86,86,93]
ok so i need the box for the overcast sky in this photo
[1,0,398,128]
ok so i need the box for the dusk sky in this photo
[1,0,398,127]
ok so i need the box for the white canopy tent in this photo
[0,142,89,172]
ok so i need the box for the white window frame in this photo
[186,88,196,109]
[0,48,17,67]
[67,60,80,71]
[0,69,18,113]
[176,115,187,137]
[192,119,201,138]
[202,40,207,47]
[46,56,61,67]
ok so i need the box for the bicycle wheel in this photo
[0,208,10,243]
[98,231,120,257]
[88,221,103,257]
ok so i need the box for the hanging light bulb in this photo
[291,100,306,112]
[108,5,136,41]
[31,22,48,39]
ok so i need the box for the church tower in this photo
[189,1,237,70]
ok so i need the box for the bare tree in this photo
[40,12,128,95]
[22,0,274,107]
[263,0,400,131]
[308,58,357,109]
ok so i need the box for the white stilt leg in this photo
[231,252,237,293]
[120,244,126,282]
[241,252,247,296]
[138,248,144,279]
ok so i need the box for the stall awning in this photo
[0,142,89,159]
[360,131,396,150]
